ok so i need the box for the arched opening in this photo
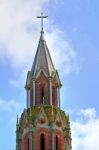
[41,87,45,104]
[56,135,58,150]
[40,133,45,150]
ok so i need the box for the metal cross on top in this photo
[37,12,48,32]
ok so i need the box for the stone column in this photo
[27,89,30,108]
[33,80,35,106]
[50,122,54,150]
[57,86,59,107]
[49,78,52,105]
[52,132,54,150]
[26,90,28,109]
[57,86,60,108]
[59,87,60,108]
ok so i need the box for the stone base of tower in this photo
[16,105,72,150]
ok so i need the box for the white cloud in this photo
[0,0,80,76]
[0,98,23,148]
[79,108,96,120]
[0,0,48,67]
[71,108,99,150]
[45,28,80,76]
[9,79,20,88]
[0,98,22,112]
[9,68,28,88]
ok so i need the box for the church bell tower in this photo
[16,13,72,150]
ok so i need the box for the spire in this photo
[31,13,55,78]
[31,29,55,78]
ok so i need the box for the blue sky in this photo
[0,0,99,150]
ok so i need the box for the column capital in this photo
[48,76,53,81]
[56,83,62,88]
[25,85,30,90]
[31,77,36,81]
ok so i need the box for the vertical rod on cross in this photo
[37,12,48,32]
[41,12,43,31]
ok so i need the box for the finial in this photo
[16,115,19,130]
[17,115,19,124]
[37,12,48,32]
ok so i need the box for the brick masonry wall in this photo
[35,128,50,150]
[54,129,64,150]
[29,72,58,107]
[21,128,64,150]
[22,134,29,150]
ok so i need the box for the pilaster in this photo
[57,85,61,108]
[29,131,32,150]
[49,77,52,105]
[32,79,36,106]
[27,89,30,108]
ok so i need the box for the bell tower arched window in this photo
[56,135,58,150]
[40,133,45,150]
[41,87,45,104]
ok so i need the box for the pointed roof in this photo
[31,31,55,77]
